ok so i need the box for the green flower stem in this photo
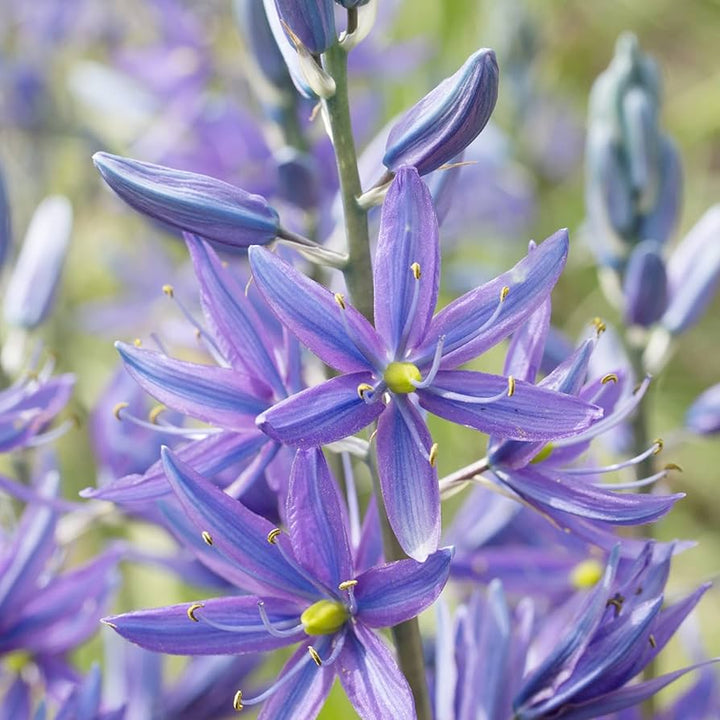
[323,43,374,322]
[368,450,434,720]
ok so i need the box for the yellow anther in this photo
[267,528,282,544]
[649,634,657,648]
[334,293,346,310]
[162,284,174,297]
[384,362,422,394]
[133,338,142,347]
[149,405,165,424]
[664,462,683,472]
[357,383,374,399]
[606,594,624,617]
[338,579,358,591]
[187,603,204,622]
[411,262,421,280]
[601,373,619,384]
[570,559,603,589]
[308,646,322,667]
[592,317,607,335]
[113,402,129,420]
[653,438,664,454]
[429,442,439,467]
[201,531,214,546]
[507,375,516,397]
[233,690,244,711]
[4,651,32,673]
[500,286,510,301]
[368,428,378,443]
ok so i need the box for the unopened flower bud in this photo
[273,0,337,54]
[686,383,720,435]
[622,241,667,327]
[3,195,72,328]
[383,49,499,176]
[93,152,280,250]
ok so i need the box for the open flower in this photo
[249,167,601,560]
[104,447,451,720]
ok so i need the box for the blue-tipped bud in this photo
[383,48,499,176]
[273,0,337,54]
[234,0,293,91]
[3,195,72,329]
[622,241,667,327]
[93,152,280,250]
[686,383,720,435]
[662,205,720,335]
[0,165,11,271]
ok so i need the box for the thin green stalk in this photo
[322,43,374,321]
[322,38,432,719]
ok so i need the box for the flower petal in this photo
[419,370,601,441]
[286,449,353,592]
[503,297,551,383]
[337,624,416,720]
[256,373,384,448]
[116,342,268,429]
[412,229,568,369]
[249,246,384,373]
[355,547,452,628]
[161,447,317,601]
[103,596,302,655]
[374,167,439,356]
[376,396,440,561]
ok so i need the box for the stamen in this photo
[338,579,358,614]
[341,454,361,549]
[429,443,439,467]
[394,398,435,464]
[606,593,624,617]
[162,284,174,298]
[423,382,512,406]
[397,263,422,356]
[112,405,219,438]
[411,262,421,279]
[233,690,243,712]
[333,294,382,371]
[411,336,445,389]
[334,293,346,310]
[187,603,204,622]
[357,381,384,404]
[601,373,619,384]
[267,528,282,544]
[563,440,662,476]
[133,338,142,347]
[507,375,516,397]
[653,437,664,454]
[149,405,165,424]
[649,634,657,648]
[257,601,305,638]
[25,418,76,447]
[592,317,607,336]
[201,531,213,546]
[441,287,509,356]
[113,402,129,420]
[597,464,680,490]
[308,646,322,666]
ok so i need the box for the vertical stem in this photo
[322,43,374,322]
[322,38,432,719]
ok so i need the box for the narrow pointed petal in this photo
[374,167,439,355]
[186,235,286,396]
[412,229,569,369]
[384,49,499,176]
[161,447,317,600]
[93,152,279,249]
[419,370,601,441]
[497,466,681,525]
[686,382,720,435]
[286,449,353,591]
[256,373,384,448]
[355,548,452,627]
[0,678,30,720]
[338,624,415,720]
[504,297,551,383]
[116,342,267,429]
[104,596,302,655]
[258,639,335,720]
[249,246,384,372]
[376,397,440,561]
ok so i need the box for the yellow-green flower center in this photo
[383,362,422,394]
[4,650,32,673]
[530,443,554,464]
[570,558,604,589]
[300,600,349,635]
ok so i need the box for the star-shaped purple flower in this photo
[249,166,601,560]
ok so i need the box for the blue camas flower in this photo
[249,167,601,560]
[104,447,452,720]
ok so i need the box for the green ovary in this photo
[383,362,421,394]
[300,600,349,635]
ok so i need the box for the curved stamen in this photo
[411,336,445,389]
[396,263,422,358]
[112,404,219,438]
[334,294,383,373]
[162,284,227,367]
[341,454,361,549]
[562,440,662,476]
[394,397,434,465]
[595,464,680,490]
[552,375,652,448]
[24,418,77,447]
[357,380,385,404]
[338,579,358,615]
[233,634,345,711]
[257,601,306,638]
[422,376,514,405]
[188,603,302,636]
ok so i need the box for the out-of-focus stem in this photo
[322,43,374,322]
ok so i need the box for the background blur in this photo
[1,0,718,716]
